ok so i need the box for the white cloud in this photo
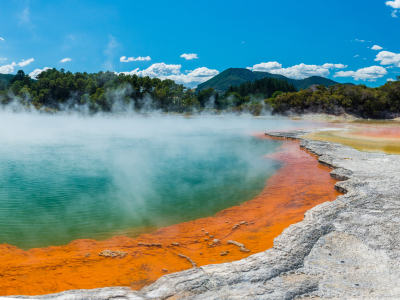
[120,56,151,62]
[60,58,72,63]
[354,55,359,57]
[371,45,383,50]
[121,63,181,77]
[355,39,367,42]
[248,61,346,79]
[0,58,34,74]
[322,63,348,69]
[180,53,199,60]
[334,66,388,81]
[18,58,34,67]
[166,67,219,85]
[119,63,218,87]
[0,37,4,41]
[29,67,52,79]
[252,62,282,72]
[386,0,400,8]
[0,58,6,62]
[375,51,400,66]
[387,78,396,81]
[392,10,398,17]
[0,63,15,74]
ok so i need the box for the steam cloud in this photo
[0,111,313,249]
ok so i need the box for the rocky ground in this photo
[5,129,400,299]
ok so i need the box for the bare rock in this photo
[7,128,400,299]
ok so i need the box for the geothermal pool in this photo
[0,113,316,250]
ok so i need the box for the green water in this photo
[0,114,313,249]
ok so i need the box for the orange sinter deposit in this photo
[0,137,342,296]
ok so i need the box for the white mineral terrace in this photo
[6,129,400,299]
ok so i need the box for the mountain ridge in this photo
[196,68,354,93]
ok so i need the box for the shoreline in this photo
[0,136,340,296]
[10,128,400,299]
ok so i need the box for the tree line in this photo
[0,68,293,115]
[266,77,400,119]
[2,68,400,118]
[196,77,297,115]
[0,68,199,113]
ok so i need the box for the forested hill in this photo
[196,68,353,93]
[0,74,15,90]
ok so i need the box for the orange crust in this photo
[0,137,341,296]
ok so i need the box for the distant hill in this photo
[0,74,14,90]
[0,74,14,84]
[196,68,354,93]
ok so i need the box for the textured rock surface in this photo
[6,129,400,299]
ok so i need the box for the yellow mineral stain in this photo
[305,125,400,155]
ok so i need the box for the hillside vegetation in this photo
[0,74,15,90]
[196,68,352,93]
[1,68,399,119]
[0,69,198,113]
[268,77,400,119]
[0,68,292,115]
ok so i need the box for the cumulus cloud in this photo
[60,58,71,63]
[0,63,15,74]
[119,63,218,87]
[0,37,4,41]
[334,66,388,81]
[387,78,396,81]
[248,61,347,79]
[18,58,34,67]
[166,67,219,85]
[251,62,282,72]
[120,56,151,62]
[392,10,398,17]
[386,0,400,8]
[371,45,383,50]
[375,51,400,66]
[354,55,359,57]
[0,58,35,74]
[29,67,52,79]
[180,53,199,60]
[121,63,181,77]
[322,63,348,69]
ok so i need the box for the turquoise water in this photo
[0,114,313,249]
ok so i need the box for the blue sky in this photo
[0,0,399,87]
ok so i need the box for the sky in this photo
[0,0,399,88]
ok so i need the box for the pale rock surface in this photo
[6,129,400,299]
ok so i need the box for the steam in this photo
[0,111,314,249]
[0,82,270,116]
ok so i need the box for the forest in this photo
[267,77,400,119]
[1,68,400,118]
[0,68,293,115]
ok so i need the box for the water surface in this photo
[0,113,315,249]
